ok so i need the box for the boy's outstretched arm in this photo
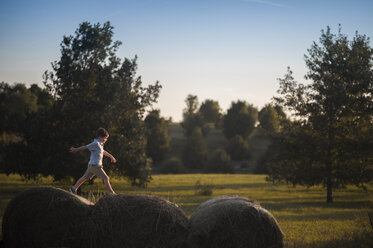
[104,150,117,163]
[69,146,87,153]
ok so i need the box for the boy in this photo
[69,127,117,195]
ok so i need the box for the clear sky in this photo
[1,0,372,121]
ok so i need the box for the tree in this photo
[273,105,286,120]
[0,83,52,145]
[263,120,323,183]
[222,101,258,139]
[0,83,38,136]
[199,99,222,128]
[270,26,373,202]
[181,94,204,136]
[225,135,250,161]
[183,127,207,170]
[144,109,170,166]
[29,84,53,111]
[2,22,161,186]
[255,105,288,174]
[183,94,199,116]
[0,83,54,179]
[258,104,282,136]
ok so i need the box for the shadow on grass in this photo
[262,199,373,210]
[285,230,373,248]
[147,182,271,192]
[276,210,370,221]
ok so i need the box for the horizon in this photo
[1,0,373,121]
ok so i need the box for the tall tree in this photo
[258,104,282,136]
[199,99,222,127]
[144,109,170,166]
[2,22,161,185]
[270,26,373,202]
[222,101,258,139]
[181,94,204,137]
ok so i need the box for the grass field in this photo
[1,173,372,247]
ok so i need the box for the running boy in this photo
[69,128,117,195]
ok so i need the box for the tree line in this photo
[0,22,372,202]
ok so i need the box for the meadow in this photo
[1,173,372,247]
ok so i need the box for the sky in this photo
[1,0,373,122]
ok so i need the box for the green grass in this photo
[1,173,372,247]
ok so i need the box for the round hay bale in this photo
[188,195,284,248]
[2,187,94,248]
[91,193,190,248]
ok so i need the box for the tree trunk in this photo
[326,125,334,203]
[325,147,333,203]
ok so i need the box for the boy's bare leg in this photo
[103,177,116,194]
[74,177,87,190]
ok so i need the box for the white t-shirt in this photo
[86,139,104,165]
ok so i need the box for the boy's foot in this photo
[109,192,117,195]
[69,187,77,194]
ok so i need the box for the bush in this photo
[194,180,215,196]
[205,149,233,173]
[160,157,186,174]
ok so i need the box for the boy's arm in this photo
[69,146,87,153]
[104,150,117,163]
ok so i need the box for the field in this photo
[1,173,372,247]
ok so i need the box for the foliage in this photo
[273,105,286,119]
[183,127,207,170]
[222,101,258,139]
[194,179,214,196]
[1,22,161,186]
[269,26,373,202]
[181,94,205,137]
[144,109,170,166]
[225,135,250,161]
[258,104,284,136]
[0,83,49,136]
[181,96,223,137]
[199,99,222,128]
[0,83,54,179]
[205,149,233,173]
[48,21,161,186]
[159,157,186,174]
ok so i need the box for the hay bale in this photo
[2,187,94,248]
[188,195,284,248]
[91,193,190,248]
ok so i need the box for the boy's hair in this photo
[96,128,109,138]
